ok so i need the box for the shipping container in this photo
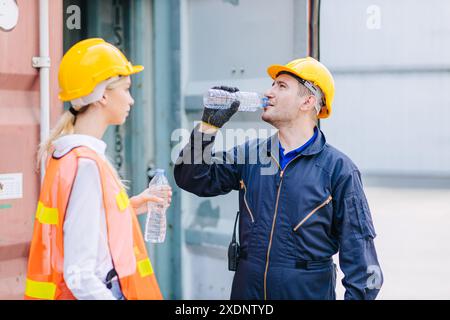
[0,0,63,299]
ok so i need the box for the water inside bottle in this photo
[204,89,268,111]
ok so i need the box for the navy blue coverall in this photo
[174,125,383,300]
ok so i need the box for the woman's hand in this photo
[130,186,172,215]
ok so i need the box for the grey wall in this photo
[320,0,450,179]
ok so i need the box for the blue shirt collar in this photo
[278,127,319,169]
[279,126,319,157]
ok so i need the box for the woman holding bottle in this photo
[25,38,171,300]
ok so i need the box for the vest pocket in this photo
[293,195,332,232]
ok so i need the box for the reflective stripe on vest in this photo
[116,190,130,211]
[137,258,154,278]
[25,279,56,300]
[35,201,59,225]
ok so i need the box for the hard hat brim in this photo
[129,65,144,75]
[267,64,302,81]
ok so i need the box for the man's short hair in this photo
[277,71,324,115]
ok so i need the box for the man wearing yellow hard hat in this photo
[175,57,383,300]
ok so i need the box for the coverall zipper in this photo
[240,180,255,223]
[263,154,302,300]
[293,195,333,232]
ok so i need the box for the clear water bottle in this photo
[203,89,269,112]
[144,169,170,243]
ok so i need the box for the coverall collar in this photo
[265,126,327,164]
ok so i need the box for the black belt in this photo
[295,259,333,270]
[240,250,332,270]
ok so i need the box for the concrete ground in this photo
[334,186,450,300]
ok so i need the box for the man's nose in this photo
[264,88,274,99]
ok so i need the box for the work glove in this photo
[201,86,240,128]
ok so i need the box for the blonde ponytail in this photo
[37,110,76,169]
[37,109,128,190]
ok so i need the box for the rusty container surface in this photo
[0,0,62,299]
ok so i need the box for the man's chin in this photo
[261,111,273,124]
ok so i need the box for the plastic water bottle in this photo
[144,169,170,243]
[203,89,269,112]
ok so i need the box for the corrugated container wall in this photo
[0,0,63,299]
[320,0,450,182]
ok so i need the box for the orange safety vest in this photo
[24,146,162,300]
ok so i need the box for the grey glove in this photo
[201,86,240,128]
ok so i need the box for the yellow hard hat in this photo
[267,57,335,119]
[58,38,144,102]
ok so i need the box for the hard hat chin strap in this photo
[302,81,324,115]
[70,76,120,107]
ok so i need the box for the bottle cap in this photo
[155,169,165,175]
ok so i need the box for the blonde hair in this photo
[37,77,129,188]
[105,76,129,90]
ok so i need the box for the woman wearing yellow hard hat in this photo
[25,38,170,300]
